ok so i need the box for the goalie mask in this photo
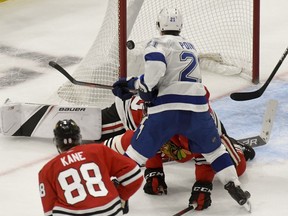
[156,8,183,33]
[53,119,82,153]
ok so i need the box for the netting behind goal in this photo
[57,0,260,108]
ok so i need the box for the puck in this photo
[126,40,135,50]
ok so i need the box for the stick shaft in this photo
[49,61,113,90]
[173,204,195,216]
[230,47,288,101]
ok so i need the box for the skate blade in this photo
[243,199,252,213]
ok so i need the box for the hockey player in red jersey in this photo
[38,119,143,216]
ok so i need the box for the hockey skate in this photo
[224,181,251,212]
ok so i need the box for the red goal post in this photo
[57,0,260,108]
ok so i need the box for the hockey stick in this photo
[237,99,278,148]
[173,191,251,215]
[48,61,113,90]
[230,47,288,101]
[237,135,266,148]
[173,204,195,216]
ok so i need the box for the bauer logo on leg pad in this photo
[0,102,102,140]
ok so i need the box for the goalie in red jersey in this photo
[38,119,143,216]
[100,95,255,211]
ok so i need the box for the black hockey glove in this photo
[143,168,168,195]
[237,141,255,161]
[121,199,129,214]
[112,77,137,101]
[229,137,256,161]
[112,86,134,101]
[189,181,212,210]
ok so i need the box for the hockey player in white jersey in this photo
[112,8,251,209]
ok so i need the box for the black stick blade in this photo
[230,47,288,101]
[230,91,262,101]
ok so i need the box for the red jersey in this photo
[115,96,144,130]
[114,130,246,183]
[145,133,246,182]
[39,144,143,216]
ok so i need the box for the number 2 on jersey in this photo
[179,51,198,82]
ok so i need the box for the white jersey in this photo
[136,35,209,114]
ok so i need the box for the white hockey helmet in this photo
[156,8,183,32]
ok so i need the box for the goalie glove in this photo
[189,181,212,210]
[143,168,167,195]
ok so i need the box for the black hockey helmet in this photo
[53,119,82,153]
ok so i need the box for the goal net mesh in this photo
[57,0,258,108]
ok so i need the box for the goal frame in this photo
[252,0,260,84]
[119,0,127,78]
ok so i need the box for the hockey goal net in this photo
[57,0,260,108]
